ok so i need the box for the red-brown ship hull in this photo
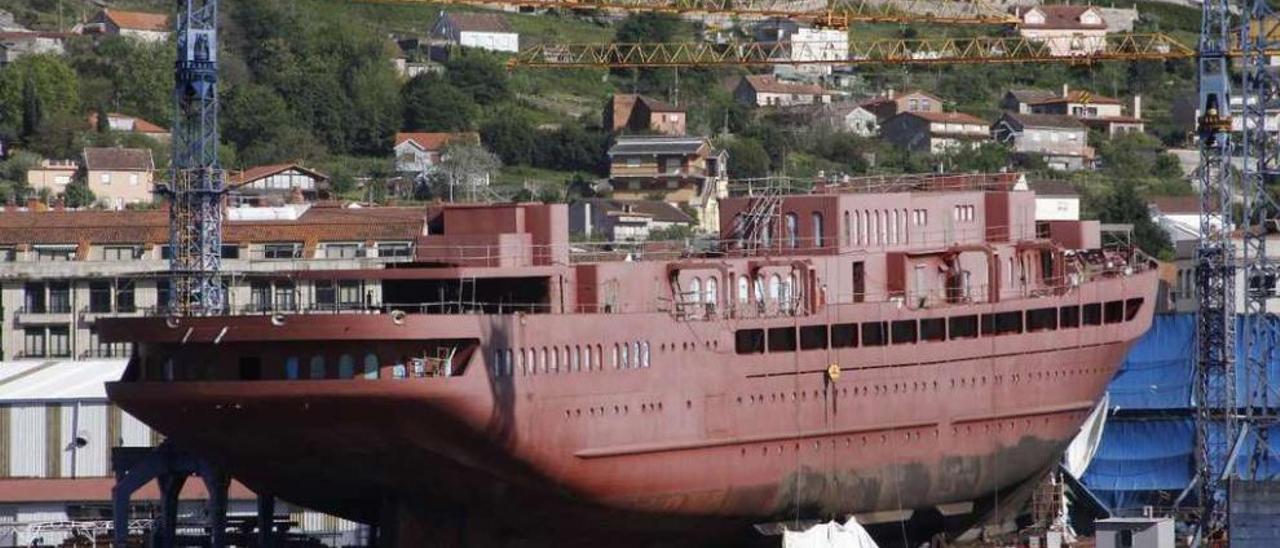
[105,270,1156,545]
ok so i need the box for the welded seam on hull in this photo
[574,419,938,459]
[744,340,1126,378]
[949,400,1095,424]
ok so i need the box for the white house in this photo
[1015,5,1108,57]
[569,199,697,242]
[393,132,479,174]
[1028,180,1080,221]
[733,74,833,108]
[430,11,519,53]
[228,163,329,204]
[0,31,67,65]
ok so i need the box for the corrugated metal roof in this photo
[0,359,127,402]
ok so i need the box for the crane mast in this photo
[167,0,225,316]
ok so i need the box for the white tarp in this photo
[782,517,879,548]
[1063,392,1110,478]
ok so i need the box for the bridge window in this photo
[1104,300,1124,324]
[768,327,797,352]
[309,356,326,379]
[1083,303,1102,326]
[861,321,887,347]
[737,275,750,305]
[613,344,621,368]
[843,211,851,244]
[1125,298,1145,321]
[921,318,946,342]
[735,329,765,354]
[641,341,651,367]
[363,353,379,379]
[573,346,581,372]
[706,277,718,307]
[1027,307,1057,332]
[799,325,828,350]
[541,347,549,373]
[831,323,858,348]
[891,320,917,344]
[770,275,782,304]
[949,315,978,339]
[1060,306,1081,328]
[285,357,299,380]
[993,311,1023,335]
[621,342,630,368]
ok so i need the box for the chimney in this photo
[1133,95,1142,119]
[1062,83,1069,97]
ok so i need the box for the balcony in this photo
[15,304,73,325]
[79,307,146,324]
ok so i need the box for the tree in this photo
[443,54,511,106]
[401,76,478,132]
[345,60,402,155]
[95,103,110,133]
[481,113,538,166]
[436,142,502,202]
[1094,180,1173,259]
[723,138,769,179]
[612,13,683,94]
[0,55,79,138]
[949,143,1012,173]
[63,181,96,208]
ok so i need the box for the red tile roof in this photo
[100,9,169,32]
[1149,196,1202,214]
[83,147,154,171]
[0,205,429,246]
[394,132,479,152]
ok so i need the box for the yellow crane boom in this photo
[367,0,1018,27]
[509,33,1194,68]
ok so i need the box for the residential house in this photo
[605,94,686,136]
[733,75,833,108]
[85,9,170,43]
[26,159,80,195]
[0,31,68,65]
[880,111,989,154]
[999,89,1058,114]
[860,89,944,121]
[88,112,170,143]
[1028,85,1145,137]
[81,147,155,209]
[393,132,480,175]
[991,111,1094,171]
[228,163,329,205]
[1028,180,1080,221]
[777,102,879,137]
[569,199,696,242]
[607,136,728,232]
[430,11,518,53]
[753,19,847,77]
[1014,5,1109,57]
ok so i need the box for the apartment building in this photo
[0,203,428,361]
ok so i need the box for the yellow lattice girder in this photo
[365,0,1018,27]
[509,33,1195,68]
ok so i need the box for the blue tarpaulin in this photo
[1107,314,1195,410]
[1082,313,1280,510]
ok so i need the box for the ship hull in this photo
[106,270,1157,545]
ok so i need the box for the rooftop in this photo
[740,74,827,96]
[82,147,154,171]
[88,112,167,134]
[609,136,710,156]
[0,359,125,402]
[228,163,329,187]
[1005,88,1058,104]
[577,199,695,224]
[999,111,1087,129]
[439,11,515,33]
[898,111,987,125]
[1149,196,1202,215]
[395,131,479,151]
[1031,89,1122,106]
[99,9,169,32]
[1017,5,1106,30]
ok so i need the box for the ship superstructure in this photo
[102,174,1157,546]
